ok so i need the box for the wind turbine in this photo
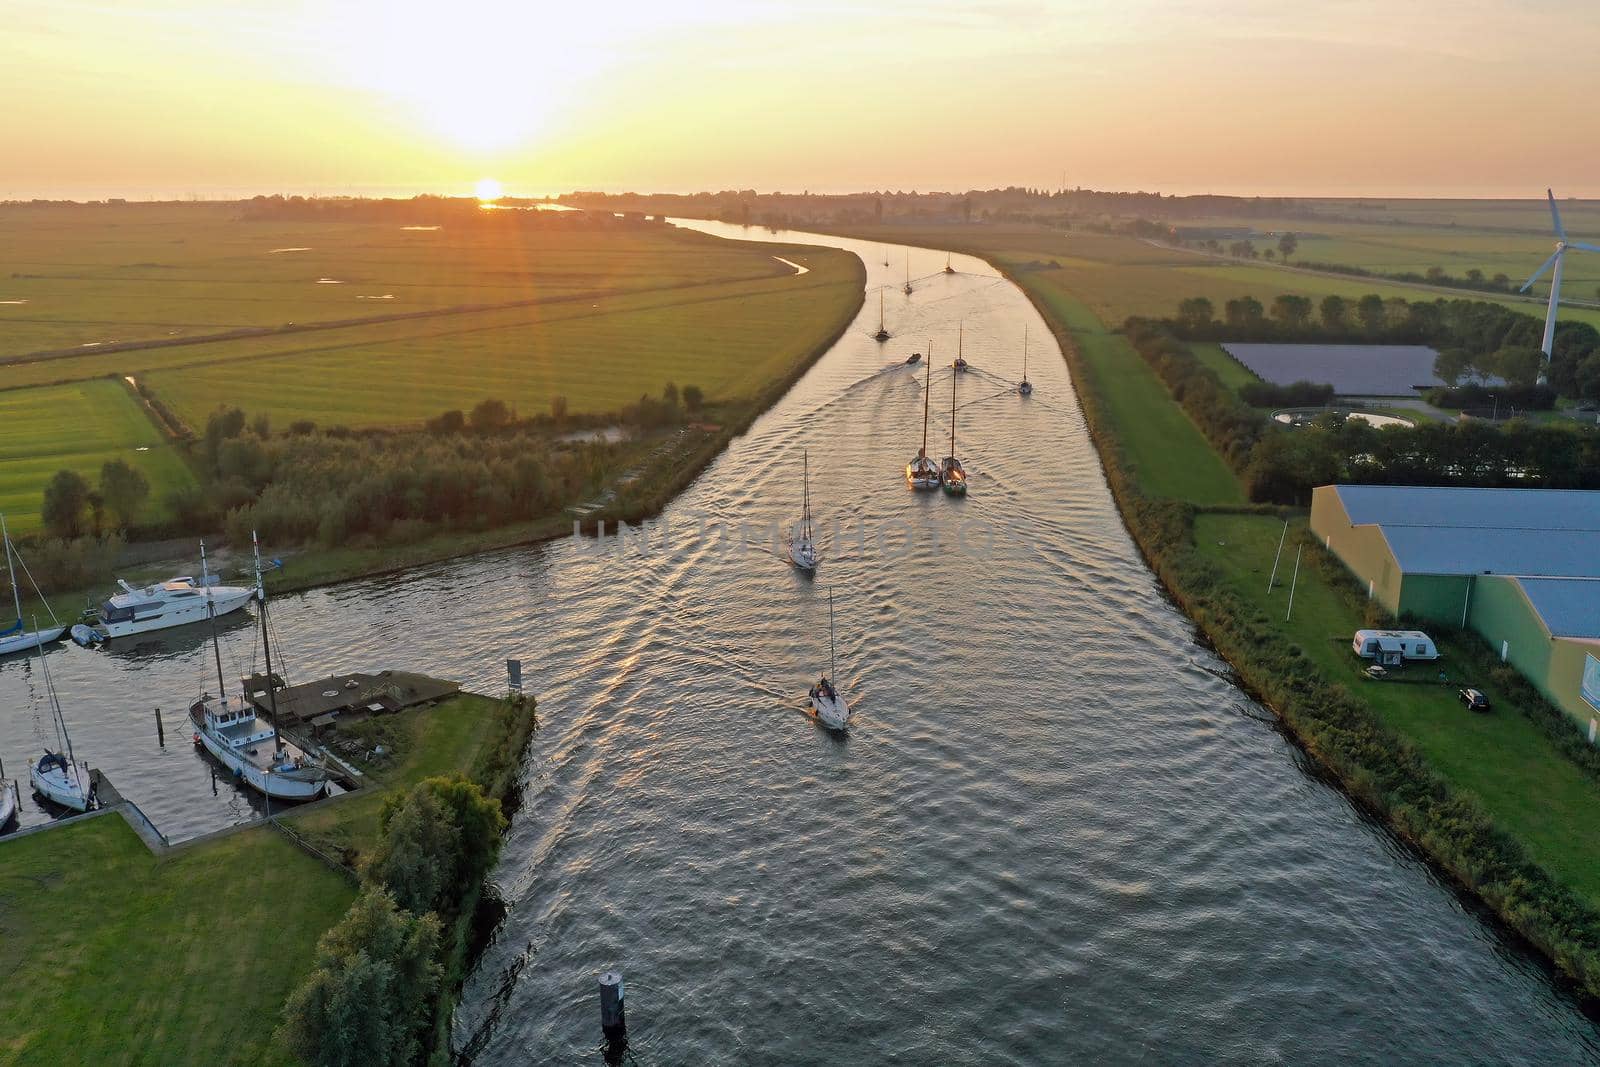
[1520,188,1600,371]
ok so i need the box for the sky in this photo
[2,0,1597,201]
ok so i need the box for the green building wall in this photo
[1398,574,1472,625]
[1468,576,1599,727]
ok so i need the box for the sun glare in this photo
[475,177,504,202]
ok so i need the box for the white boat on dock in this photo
[28,637,94,813]
[0,756,18,829]
[191,532,329,802]
[94,551,253,640]
[0,514,66,656]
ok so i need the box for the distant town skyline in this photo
[4,0,1598,201]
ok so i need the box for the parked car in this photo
[1458,687,1491,712]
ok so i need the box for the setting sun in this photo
[475,177,503,202]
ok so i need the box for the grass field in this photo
[1195,513,1600,905]
[0,379,198,534]
[1015,276,1244,506]
[1189,342,1259,392]
[0,692,507,1065]
[141,245,860,429]
[0,203,798,355]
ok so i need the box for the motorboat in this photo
[808,590,850,731]
[905,351,922,366]
[906,349,942,490]
[191,532,329,802]
[70,623,103,647]
[0,514,66,656]
[94,554,253,640]
[787,451,819,572]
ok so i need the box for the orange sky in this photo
[3,0,1597,200]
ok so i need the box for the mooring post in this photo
[599,969,627,1056]
[155,706,165,747]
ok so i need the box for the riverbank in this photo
[989,264,1600,998]
[0,691,534,1064]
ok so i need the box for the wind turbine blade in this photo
[1568,241,1600,254]
[1520,249,1562,292]
[1549,188,1567,240]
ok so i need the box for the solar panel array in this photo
[1222,343,1445,396]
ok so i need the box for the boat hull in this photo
[196,727,329,801]
[810,693,850,731]
[30,760,92,812]
[100,586,253,639]
[0,779,17,827]
[0,625,66,656]
[787,539,818,571]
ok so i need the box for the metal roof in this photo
[1514,578,1600,638]
[1335,485,1600,532]
[1380,526,1600,578]
[1222,344,1452,397]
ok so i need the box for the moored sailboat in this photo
[905,345,941,490]
[808,589,850,731]
[941,363,968,496]
[787,451,819,572]
[28,630,93,812]
[0,753,19,829]
[191,535,329,801]
[0,513,66,656]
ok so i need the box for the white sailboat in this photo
[942,364,968,496]
[944,252,956,275]
[808,589,850,731]
[903,251,913,296]
[906,345,942,490]
[0,514,66,656]
[873,289,890,342]
[191,535,330,802]
[29,628,93,812]
[1019,323,1034,395]
[0,753,19,829]
[787,451,819,572]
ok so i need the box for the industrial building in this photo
[1310,484,1600,729]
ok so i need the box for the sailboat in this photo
[0,514,66,656]
[0,752,19,829]
[903,251,913,296]
[906,345,942,490]
[786,451,819,572]
[943,252,956,275]
[941,366,968,496]
[191,534,330,801]
[953,321,968,372]
[29,626,93,812]
[1019,323,1034,395]
[881,246,890,267]
[873,290,890,342]
[808,589,850,731]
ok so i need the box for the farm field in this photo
[833,221,1600,334]
[141,245,860,429]
[0,202,797,355]
[0,379,198,534]
[0,693,504,1066]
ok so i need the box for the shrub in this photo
[41,469,92,538]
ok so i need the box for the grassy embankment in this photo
[0,204,863,595]
[0,691,529,1065]
[833,219,1600,991]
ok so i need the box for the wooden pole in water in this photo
[155,706,165,747]
[1285,544,1303,622]
[599,970,627,1053]
[1267,520,1289,594]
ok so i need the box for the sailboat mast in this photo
[201,541,226,698]
[1023,324,1029,378]
[828,589,836,681]
[36,619,77,784]
[878,289,885,332]
[922,343,933,457]
[950,361,958,455]
[802,450,811,540]
[254,531,283,752]
[2,513,21,625]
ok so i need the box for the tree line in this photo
[1124,313,1600,504]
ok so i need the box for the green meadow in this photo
[0,379,198,534]
[0,693,506,1065]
